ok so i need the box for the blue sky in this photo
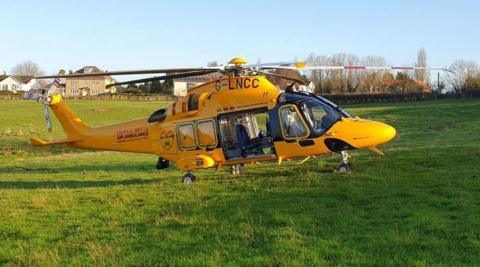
[1,0,478,75]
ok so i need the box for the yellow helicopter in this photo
[31,58,447,183]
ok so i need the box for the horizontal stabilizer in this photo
[30,137,79,147]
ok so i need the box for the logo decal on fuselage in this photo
[117,127,149,143]
[216,78,260,91]
[160,130,174,150]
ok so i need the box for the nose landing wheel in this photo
[337,151,353,173]
[230,164,245,175]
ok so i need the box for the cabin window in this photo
[279,105,309,139]
[177,123,197,150]
[196,120,217,148]
[188,93,200,111]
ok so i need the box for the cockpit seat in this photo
[236,124,271,157]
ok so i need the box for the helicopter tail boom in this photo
[30,94,155,154]
[47,94,90,140]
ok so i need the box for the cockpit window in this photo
[279,105,309,139]
[299,100,341,135]
[316,96,353,118]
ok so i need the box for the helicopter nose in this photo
[371,122,396,145]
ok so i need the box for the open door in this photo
[218,108,276,160]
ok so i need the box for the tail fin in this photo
[47,94,89,140]
[30,94,87,146]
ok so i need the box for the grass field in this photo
[1,98,480,266]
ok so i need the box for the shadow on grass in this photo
[0,177,167,189]
[0,162,158,174]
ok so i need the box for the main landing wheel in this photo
[337,162,353,173]
[181,172,196,183]
[337,150,353,173]
[230,165,245,175]
[156,157,169,170]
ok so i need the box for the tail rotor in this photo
[42,96,53,132]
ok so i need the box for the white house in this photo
[0,75,50,94]
[0,76,25,93]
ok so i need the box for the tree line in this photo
[303,49,430,94]
[303,49,480,95]
[120,79,173,95]
[6,52,480,95]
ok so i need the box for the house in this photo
[0,75,37,93]
[65,66,116,96]
[173,73,219,96]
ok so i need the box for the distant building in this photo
[65,66,116,96]
[0,75,48,93]
[173,73,219,96]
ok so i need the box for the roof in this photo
[13,75,34,83]
[75,66,104,74]
[71,66,113,80]
[0,75,34,84]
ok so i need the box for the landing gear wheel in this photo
[181,173,196,183]
[230,165,244,175]
[156,157,169,170]
[337,150,353,173]
[337,162,353,173]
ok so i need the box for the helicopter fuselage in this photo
[37,75,396,172]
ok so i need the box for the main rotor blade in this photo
[247,61,306,68]
[256,70,307,85]
[36,67,221,79]
[106,70,217,88]
[260,65,453,73]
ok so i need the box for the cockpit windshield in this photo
[298,99,342,135]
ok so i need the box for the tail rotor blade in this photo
[44,104,52,132]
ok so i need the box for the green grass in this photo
[1,99,480,266]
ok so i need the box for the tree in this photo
[207,61,219,67]
[446,60,478,94]
[395,72,410,80]
[345,54,361,93]
[10,60,45,77]
[415,48,430,83]
[306,53,330,94]
[360,56,387,93]
[162,79,173,94]
[150,80,163,93]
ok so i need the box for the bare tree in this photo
[10,60,45,77]
[345,54,361,93]
[446,60,478,94]
[360,56,387,93]
[328,53,347,93]
[415,48,430,83]
[306,53,330,94]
